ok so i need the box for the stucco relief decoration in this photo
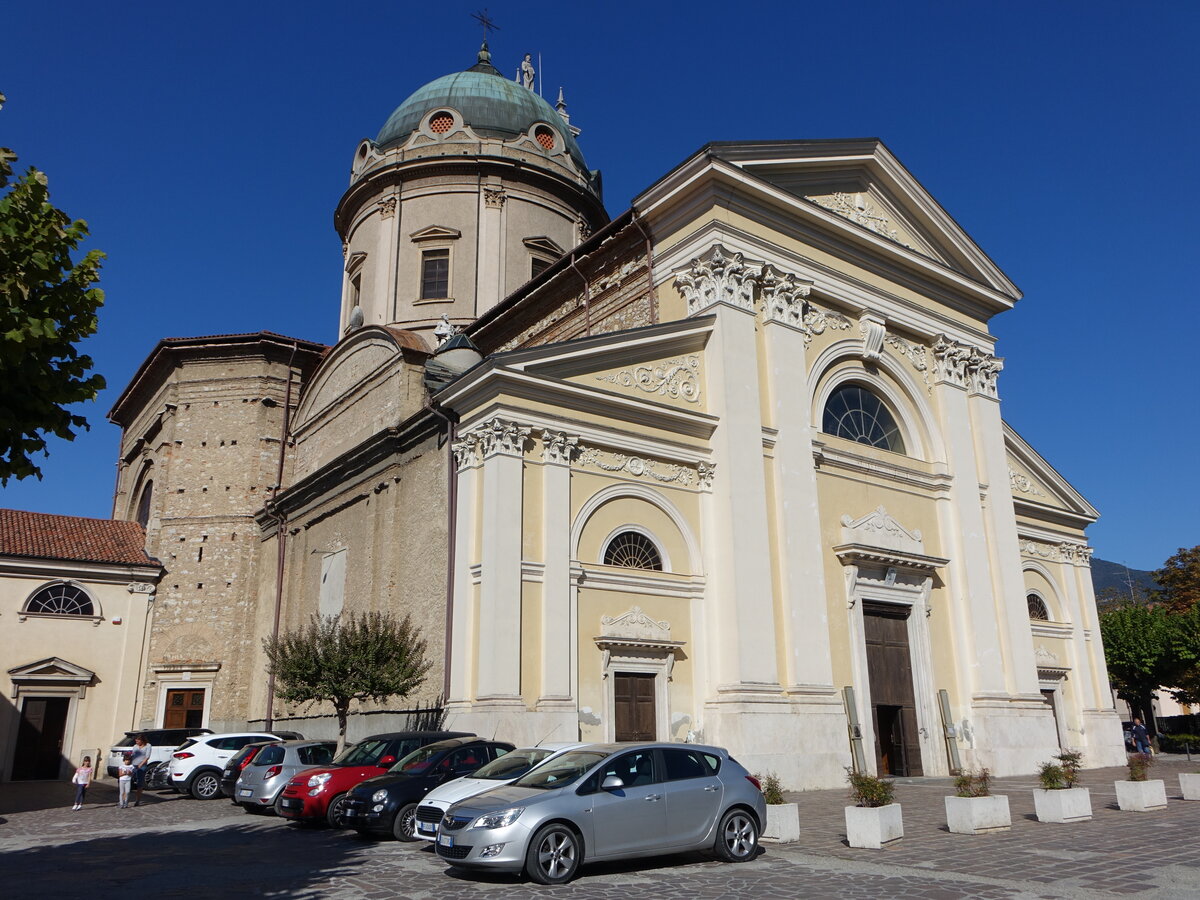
[970,354,1004,398]
[595,356,700,403]
[1020,539,1060,561]
[483,187,507,209]
[840,505,925,555]
[860,316,886,362]
[601,606,672,642]
[697,462,716,489]
[932,335,1002,396]
[758,264,812,328]
[127,582,156,594]
[378,197,397,219]
[1009,467,1045,497]
[1060,542,1094,567]
[541,430,579,465]
[451,433,481,469]
[1035,645,1060,665]
[884,333,931,390]
[476,418,531,458]
[673,244,758,316]
[576,446,699,487]
[808,192,913,249]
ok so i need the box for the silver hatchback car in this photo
[235,740,337,812]
[436,743,765,885]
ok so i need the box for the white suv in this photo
[170,733,283,799]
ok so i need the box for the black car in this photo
[144,760,174,791]
[219,741,275,799]
[340,738,515,840]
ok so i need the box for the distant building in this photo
[0,510,161,780]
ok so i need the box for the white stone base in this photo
[1033,787,1092,823]
[1115,779,1167,812]
[762,803,800,843]
[1180,773,1200,801]
[443,701,578,747]
[1081,709,1129,767]
[965,698,1064,776]
[944,795,1011,834]
[845,803,903,849]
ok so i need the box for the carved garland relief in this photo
[595,355,701,403]
[1020,538,1094,566]
[807,191,914,249]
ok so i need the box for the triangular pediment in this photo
[1004,422,1098,524]
[8,656,95,682]
[409,225,462,242]
[523,235,566,258]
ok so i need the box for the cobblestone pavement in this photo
[1,758,1197,899]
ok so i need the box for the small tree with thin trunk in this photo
[263,611,432,753]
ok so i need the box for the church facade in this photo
[105,44,1124,786]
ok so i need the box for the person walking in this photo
[117,754,134,808]
[71,756,93,810]
[1131,717,1152,754]
[129,734,153,806]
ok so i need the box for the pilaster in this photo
[539,430,577,705]
[476,183,506,315]
[447,432,481,702]
[374,191,399,326]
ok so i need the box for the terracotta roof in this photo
[0,509,160,568]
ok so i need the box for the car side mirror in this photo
[601,775,625,792]
[378,755,396,767]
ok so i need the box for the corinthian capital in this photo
[474,417,531,459]
[451,433,481,469]
[933,335,1003,396]
[759,264,812,329]
[673,244,758,316]
[541,430,579,465]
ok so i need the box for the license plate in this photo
[418,822,435,833]
[438,833,453,848]
[239,789,252,797]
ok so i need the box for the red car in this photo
[276,731,470,825]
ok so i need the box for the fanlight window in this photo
[822,384,906,454]
[603,531,663,571]
[1027,593,1050,621]
[25,582,95,617]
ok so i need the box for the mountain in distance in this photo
[1091,557,1156,604]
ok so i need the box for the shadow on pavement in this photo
[0,819,361,898]
[0,780,123,815]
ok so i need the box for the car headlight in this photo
[472,807,525,829]
[372,789,389,803]
[307,773,332,789]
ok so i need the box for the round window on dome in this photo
[428,112,454,134]
[534,125,556,151]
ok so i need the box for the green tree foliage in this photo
[1154,546,1200,614]
[1,94,106,483]
[263,611,432,753]
[1100,597,1200,717]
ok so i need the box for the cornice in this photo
[813,440,952,493]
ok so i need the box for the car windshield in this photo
[252,745,285,766]
[332,739,389,767]
[471,749,552,781]
[513,751,608,790]
[388,745,446,775]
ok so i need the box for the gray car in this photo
[435,743,765,885]
[235,740,337,812]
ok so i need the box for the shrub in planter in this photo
[1033,751,1091,823]
[1115,752,1167,812]
[845,770,902,849]
[758,772,800,843]
[946,768,1010,834]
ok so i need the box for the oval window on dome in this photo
[534,125,556,151]
[428,111,454,134]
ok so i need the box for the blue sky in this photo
[2,1,1197,571]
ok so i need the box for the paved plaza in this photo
[1,757,1198,899]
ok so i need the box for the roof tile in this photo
[0,509,159,568]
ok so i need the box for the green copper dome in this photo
[375,53,588,173]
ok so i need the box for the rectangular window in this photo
[319,549,347,618]
[531,256,550,279]
[420,249,450,299]
[350,272,362,307]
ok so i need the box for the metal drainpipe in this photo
[425,403,458,701]
[569,251,591,335]
[631,211,658,325]
[264,344,298,729]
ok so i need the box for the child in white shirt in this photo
[117,753,134,808]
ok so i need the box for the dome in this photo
[374,50,589,174]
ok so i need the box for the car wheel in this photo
[525,823,581,885]
[713,808,758,863]
[273,795,288,817]
[189,771,221,800]
[326,793,350,828]
[392,802,419,842]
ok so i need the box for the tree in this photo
[1153,546,1200,615]
[1099,603,1179,728]
[262,610,432,753]
[1,91,106,484]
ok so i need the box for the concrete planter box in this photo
[1180,773,1200,801]
[762,802,800,843]
[1115,779,1167,811]
[845,803,903,849]
[945,794,1011,834]
[1033,787,1092,823]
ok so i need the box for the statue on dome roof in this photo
[517,54,535,91]
[434,314,460,345]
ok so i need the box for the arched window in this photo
[135,479,154,528]
[822,384,906,454]
[603,531,663,571]
[1027,593,1050,621]
[25,582,95,617]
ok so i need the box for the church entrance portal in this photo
[164,689,206,729]
[864,603,923,776]
[12,697,70,780]
[613,672,656,741]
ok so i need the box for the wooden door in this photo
[864,603,923,776]
[1041,689,1064,748]
[614,673,656,741]
[12,697,70,780]
[164,689,206,728]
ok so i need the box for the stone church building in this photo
[99,43,1124,788]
